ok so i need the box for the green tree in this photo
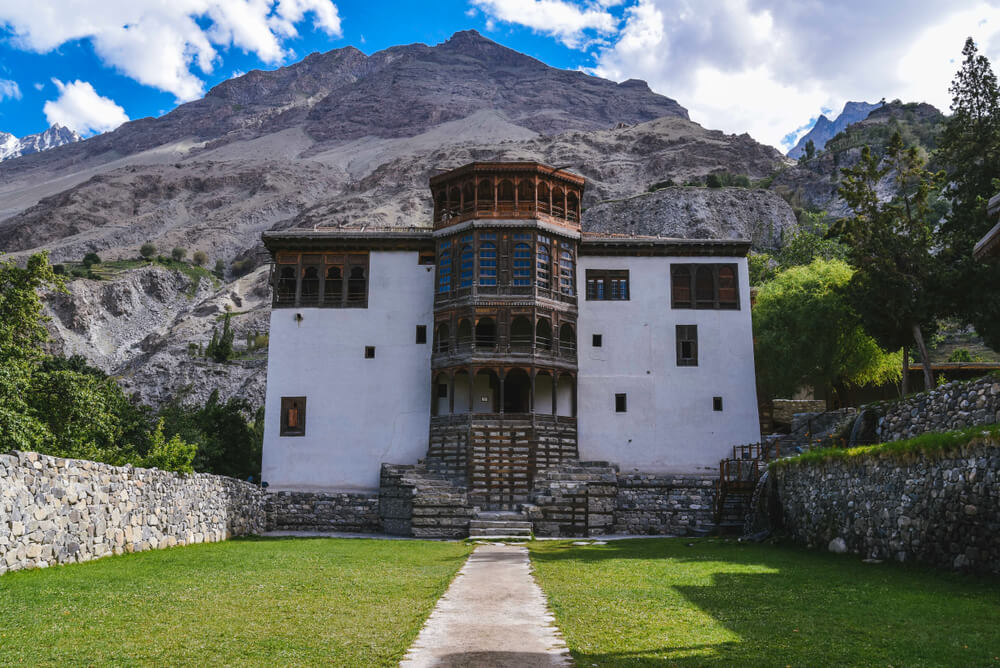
[171,247,187,262]
[158,391,262,479]
[192,250,208,266]
[139,419,196,473]
[776,224,849,268]
[753,259,901,404]
[836,132,943,392]
[82,252,101,268]
[140,242,157,259]
[0,253,64,450]
[937,37,1000,349]
[805,139,816,160]
[211,312,235,363]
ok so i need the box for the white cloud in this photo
[33,82,45,91]
[471,0,619,47]
[477,0,1000,150]
[0,1,342,102]
[0,79,21,101]
[43,79,130,136]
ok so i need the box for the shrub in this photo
[82,252,101,268]
[230,258,254,277]
[192,250,208,266]
[647,179,675,192]
[213,259,225,277]
[948,348,974,363]
[140,419,196,473]
[53,264,65,275]
[139,242,157,259]
[70,268,88,278]
[171,247,187,262]
[706,173,723,188]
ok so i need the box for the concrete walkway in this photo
[400,544,573,667]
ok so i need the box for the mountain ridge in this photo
[787,101,882,159]
[0,124,81,162]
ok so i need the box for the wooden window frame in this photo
[676,325,698,366]
[592,333,603,347]
[364,345,376,359]
[615,393,627,413]
[671,263,739,310]
[280,396,306,437]
[416,325,427,344]
[713,396,724,411]
[585,269,629,301]
[272,252,369,309]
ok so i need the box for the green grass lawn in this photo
[530,538,1000,667]
[0,537,471,667]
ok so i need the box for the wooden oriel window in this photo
[280,396,306,436]
[676,325,698,366]
[272,252,369,308]
[671,263,739,309]
[586,269,629,300]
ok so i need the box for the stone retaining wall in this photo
[773,437,1000,575]
[265,491,379,533]
[613,474,716,535]
[878,376,1000,442]
[0,451,264,575]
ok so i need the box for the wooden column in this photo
[448,371,455,415]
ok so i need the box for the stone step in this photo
[469,527,533,537]
[475,511,528,521]
[469,520,533,530]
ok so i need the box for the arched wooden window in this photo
[559,242,575,295]
[536,318,552,350]
[300,266,320,304]
[536,237,551,290]
[438,244,452,294]
[559,323,576,354]
[276,266,296,303]
[435,323,450,353]
[459,243,474,288]
[503,368,531,414]
[512,243,532,286]
[347,265,367,305]
[457,319,473,348]
[435,191,447,222]
[477,179,492,211]
[462,181,475,212]
[567,191,579,221]
[538,181,551,214]
[479,242,497,286]
[475,317,496,347]
[695,265,715,308]
[448,186,461,214]
[517,180,535,209]
[510,316,532,348]
[552,186,565,216]
[671,265,692,307]
[497,180,514,211]
[718,265,737,308]
[324,266,343,304]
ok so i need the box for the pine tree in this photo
[206,330,219,360]
[937,37,1000,349]
[212,313,234,363]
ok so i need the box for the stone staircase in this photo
[469,511,533,539]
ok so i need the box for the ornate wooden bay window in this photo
[273,252,369,308]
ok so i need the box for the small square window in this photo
[365,346,376,359]
[592,334,603,347]
[615,393,627,413]
[437,383,448,398]
[416,325,427,344]
[713,396,723,411]
[280,396,306,436]
[419,251,435,265]
[676,325,698,366]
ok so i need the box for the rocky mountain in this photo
[0,124,81,162]
[787,101,882,160]
[0,30,792,408]
[773,101,946,217]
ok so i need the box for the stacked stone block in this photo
[529,462,617,537]
[0,451,264,575]
[379,464,472,538]
[878,376,1000,442]
[612,473,716,535]
[265,491,379,532]
[774,436,1000,575]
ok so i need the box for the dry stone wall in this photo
[773,437,1000,575]
[613,473,716,535]
[878,376,1000,442]
[266,491,379,533]
[0,451,264,575]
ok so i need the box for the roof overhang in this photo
[579,236,752,257]
[262,229,433,254]
[973,218,1000,260]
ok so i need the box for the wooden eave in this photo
[430,161,585,188]
[579,236,752,257]
[261,229,434,255]
[973,218,1000,260]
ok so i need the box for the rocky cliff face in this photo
[0,124,80,162]
[0,30,789,408]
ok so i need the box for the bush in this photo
[53,264,65,275]
[82,252,101,268]
[140,419,196,473]
[230,258,255,277]
[192,250,208,266]
[139,242,157,259]
[948,348,974,362]
[706,173,723,188]
[647,179,676,192]
[171,247,187,262]
[213,260,225,278]
[70,268,88,278]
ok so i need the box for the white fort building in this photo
[260,162,760,536]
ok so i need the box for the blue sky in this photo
[2,1,999,151]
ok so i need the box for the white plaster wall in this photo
[577,256,759,473]
[261,251,435,492]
